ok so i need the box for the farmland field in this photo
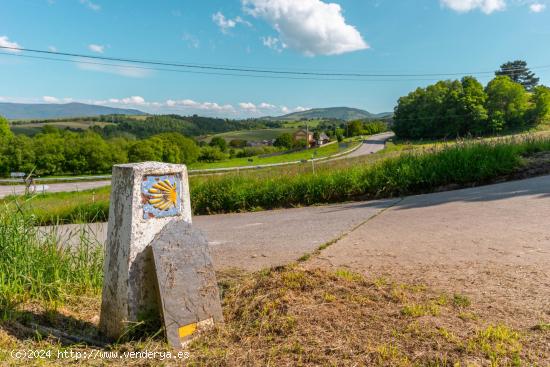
[281,119,324,128]
[10,120,114,135]
[200,128,298,142]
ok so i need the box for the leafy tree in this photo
[209,136,228,152]
[0,116,13,142]
[128,139,163,162]
[274,133,294,149]
[495,60,539,91]
[199,146,229,162]
[347,120,363,137]
[485,76,530,130]
[530,85,550,124]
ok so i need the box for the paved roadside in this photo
[0,180,111,198]
[306,174,550,330]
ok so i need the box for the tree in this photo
[346,120,363,137]
[0,116,13,143]
[274,133,294,149]
[485,76,530,131]
[530,85,550,124]
[209,136,228,152]
[495,60,539,91]
[199,146,229,162]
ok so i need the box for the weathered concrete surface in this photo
[100,162,192,339]
[151,221,223,348]
[307,174,550,329]
[49,198,398,271]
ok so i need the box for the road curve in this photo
[0,133,394,199]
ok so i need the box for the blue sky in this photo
[1,0,549,118]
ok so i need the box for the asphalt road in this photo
[0,133,394,199]
[42,198,399,271]
[0,180,112,198]
[42,174,550,275]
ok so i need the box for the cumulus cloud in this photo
[212,12,251,34]
[0,36,22,53]
[80,0,100,11]
[242,0,368,56]
[440,0,506,14]
[42,96,60,103]
[88,44,104,53]
[239,102,257,111]
[259,102,276,109]
[529,2,546,12]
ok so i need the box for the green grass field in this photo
[189,141,358,169]
[10,121,114,135]
[201,128,298,143]
[281,119,324,128]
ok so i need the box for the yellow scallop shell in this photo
[148,179,177,211]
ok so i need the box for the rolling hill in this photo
[264,107,393,121]
[0,102,146,120]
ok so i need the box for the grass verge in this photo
[4,135,550,225]
[1,264,547,366]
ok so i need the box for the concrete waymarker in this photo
[99,162,222,347]
[151,221,223,347]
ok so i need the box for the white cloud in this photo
[243,0,368,56]
[262,36,286,52]
[42,96,60,103]
[440,0,506,14]
[80,0,100,11]
[0,36,22,53]
[88,44,104,53]
[239,102,257,111]
[529,2,546,12]
[259,102,276,109]
[294,106,309,112]
[280,105,290,114]
[48,45,57,52]
[121,96,145,105]
[212,11,251,34]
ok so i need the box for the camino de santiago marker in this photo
[99,162,223,348]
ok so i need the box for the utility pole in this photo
[306,121,310,150]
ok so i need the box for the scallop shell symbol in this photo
[148,179,178,211]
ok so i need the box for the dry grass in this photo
[1,266,548,366]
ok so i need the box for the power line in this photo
[0,51,459,82]
[1,45,549,78]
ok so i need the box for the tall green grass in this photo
[5,136,550,223]
[0,208,103,318]
[191,137,549,213]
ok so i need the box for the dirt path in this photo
[307,175,550,332]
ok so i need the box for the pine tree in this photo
[495,60,540,91]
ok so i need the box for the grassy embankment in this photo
[4,135,550,225]
[188,140,358,169]
[0,215,547,365]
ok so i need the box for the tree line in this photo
[0,121,207,177]
[393,61,550,140]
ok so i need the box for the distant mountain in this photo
[263,107,393,121]
[0,102,146,120]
